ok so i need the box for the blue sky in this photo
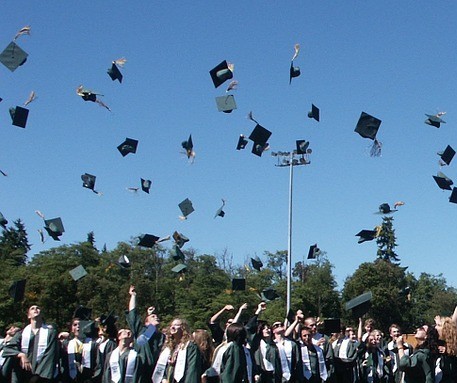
[1,1,457,291]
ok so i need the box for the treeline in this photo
[0,219,456,335]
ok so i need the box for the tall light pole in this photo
[272,142,311,316]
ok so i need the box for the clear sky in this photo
[1,1,457,291]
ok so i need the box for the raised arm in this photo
[452,305,457,326]
[210,305,234,324]
[284,310,303,338]
[233,303,248,324]
[357,317,363,342]
[129,285,136,311]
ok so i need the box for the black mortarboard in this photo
[286,309,295,324]
[118,255,131,268]
[323,318,341,335]
[209,60,233,88]
[44,217,65,241]
[307,244,320,259]
[214,200,226,218]
[81,320,97,338]
[0,212,8,228]
[141,178,152,194]
[289,62,300,84]
[173,231,189,248]
[171,244,185,261]
[8,279,26,303]
[355,112,381,140]
[251,257,263,271]
[107,62,123,83]
[345,291,373,317]
[356,229,378,244]
[0,42,28,72]
[69,265,88,281]
[433,172,453,191]
[231,278,246,291]
[171,263,187,274]
[236,135,248,150]
[73,306,92,321]
[249,124,271,146]
[117,138,138,157]
[252,143,269,157]
[308,104,320,122]
[449,187,457,204]
[100,311,117,327]
[215,95,237,113]
[378,203,396,214]
[261,287,279,302]
[425,113,446,128]
[296,140,309,155]
[9,106,29,128]
[137,234,160,248]
[81,173,96,191]
[181,135,193,159]
[178,198,194,219]
[438,145,455,166]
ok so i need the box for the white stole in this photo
[109,348,137,383]
[244,345,253,383]
[212,342,230,374]
[21,325,49,364]
[99,339,109,354]
[259,340,274,371]
[152,347,171,383]
[67,338,82,379]
[435,357,442,383]
[300,342,327,381]
[82,338,93,368]
[365,349,384,382]
[136,324,156,346]
[276,339,292,381]
[338,339,350,360]
[173,341,189,382]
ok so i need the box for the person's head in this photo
[389,324,401,339]
[71,318,81,337]
[256,322,271,339]
[415,326,427,344]
[5,324,21,339]
[304,317,318,335]
[419,326,439,353]
[225,318,234,328]
[346,327,356,341]
[364,318,375,333]
[226,322,247,345]
[371,329,383,344]
[193,329,214,363]
[27,305,42,321]
[271,321,285,337]
[438,317,457,356]
[117,329,132,347]
[300,327,312,345]
[366,333,377,348]
[164,318,191,350]
[144,306,160,327]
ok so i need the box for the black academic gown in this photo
[3,324,59,382]
[102,347,144,383]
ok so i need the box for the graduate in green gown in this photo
[3,305,59,383]
[0,324,22,383]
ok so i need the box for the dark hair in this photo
[420,326,439,354]
[226,323,247,345]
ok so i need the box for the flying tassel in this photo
[157,235,171,243]
[37,229,45,243]
[226,80,238,92]
[370,139,382,157]
[247,111,258,124]
[126,187,139,193]
[291,43,300,61]
[95,99,111,112]
[35,210,45,220]
[114,57,127,67]
[178,215,188,221]
[227,62,234,73]
[394,201,405,209]
[14,25,31,41]
[24,91,36,106]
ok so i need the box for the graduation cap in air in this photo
[356,229,378,244]
[438,145,455,166]
[69,265,88,281]
[261,287,279,302]
[236,135,248,150]
[137,234,160,248]
[354,112,382,157]
[323,318,341,335]
[308,104,320,122]
[231,278,246,291]
[44,217,65,241]
[74,306,92,321]
[0,41,28,72]
[9,106,29,128]
[178,198,194,219]
[0,212,8,228]
[8,279,26,303]
[449,187,457,204]
[171,263,187,275]
[433,172,453,191]
[296,140,310,155]
[214,199,226,218]
[249,124,272,157]
[107,60,124,83]
[377,203,396,214]
[99,311,118,327]
[81,173,99,193]
[171,244,185,261]
[173,231,189,248]
[181,135,194,159]
[425,112,446,128]
[209,60,233,88]
[76,86,111,111]
[307,244,320,259]
[289,62,300,84]
[251,257,263,271]
[141,178,152,194]
[118,255,131,268]
[345,291,373,317]
[215,95,237,113]
[117,138,138,157]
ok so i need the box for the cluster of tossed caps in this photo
[432,143,457,203]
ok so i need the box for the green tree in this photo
[376,216,400,263]
[0,219,30,267]
[265,250,287,281]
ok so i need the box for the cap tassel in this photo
[14,25,31,41]
[247,111,259,124]
[24,91,36,106]
[370,139,382,157]
[226,80,238,92]
[178,215,187,221]
[114,57,127,67]
[291,43,300,61]
[37,229,46,243]
[35,210,45,220]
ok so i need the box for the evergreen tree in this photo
[0,219,30,267]
[376,216,400,262]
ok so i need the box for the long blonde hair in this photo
[163,318,192,351]
[440,317,457,356]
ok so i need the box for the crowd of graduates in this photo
[0,284,456,383]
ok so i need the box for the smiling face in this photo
[389,326,401,340]
[170,319,183,338]
[261,325,271,339]
[301,328,312,345]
